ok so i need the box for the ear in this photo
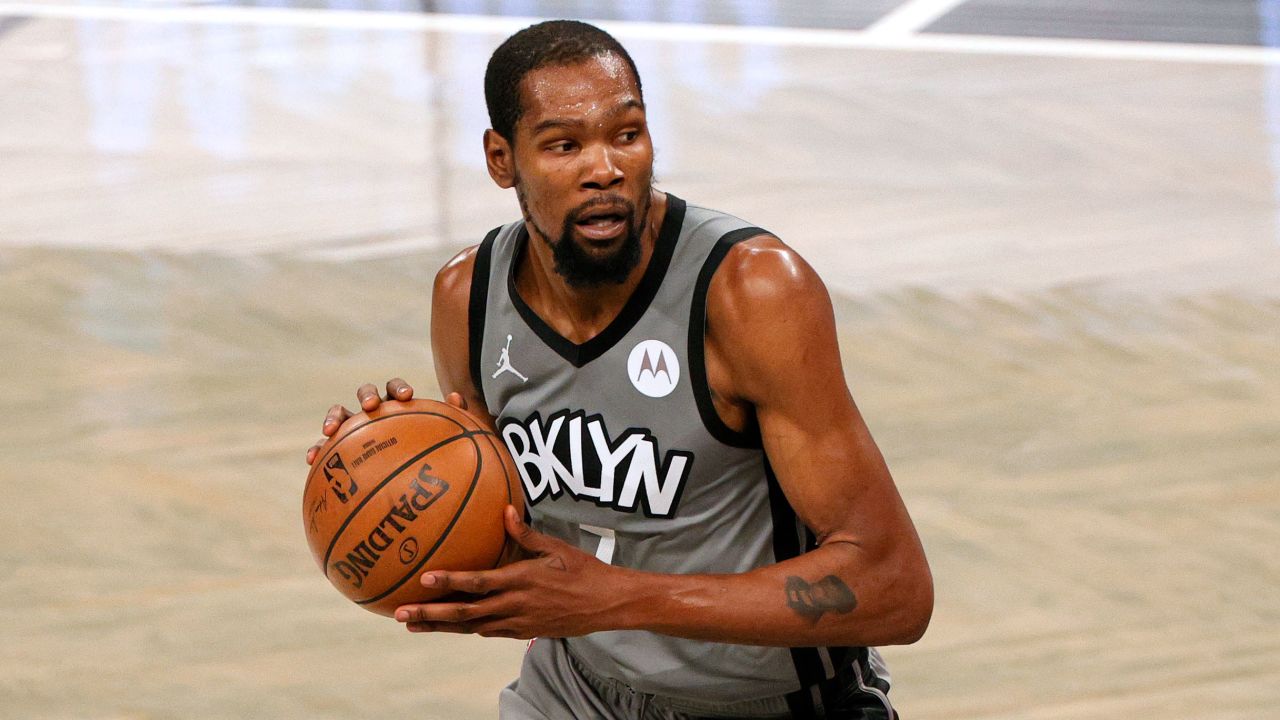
[484,129,516,189]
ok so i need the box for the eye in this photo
[547,140,575,154]
[618,130,639,144]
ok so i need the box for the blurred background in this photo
[2,1,1278,718]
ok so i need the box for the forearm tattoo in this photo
[785,575,858,623]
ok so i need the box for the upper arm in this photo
[431,245,495,428]
[705,238,924,563]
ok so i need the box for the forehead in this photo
[517,54,642,128]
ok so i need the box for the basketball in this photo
[302,398,521,617]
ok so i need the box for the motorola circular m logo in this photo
[627,339,680,398]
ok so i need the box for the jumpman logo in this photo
[492,334,528,383]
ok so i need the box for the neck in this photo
[517,189,668,344]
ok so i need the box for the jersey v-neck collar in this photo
[506,193,686,369]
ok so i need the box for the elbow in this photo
[829,566,933,647]
[869,561,933,646]
[893,566,934,645]
[897,594,932,645]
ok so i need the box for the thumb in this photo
[504,505,554,554]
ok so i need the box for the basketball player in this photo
[306,21,932,719]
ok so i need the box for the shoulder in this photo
[678,200,817,294]
[702,235,843,409]
[706,234,830,322]
[433,244,479,305]
[434,219,526,298]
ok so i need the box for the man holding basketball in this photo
[307,20,931,720]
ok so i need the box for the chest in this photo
[485,314,699,521]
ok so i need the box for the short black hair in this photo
[484,20,643,145]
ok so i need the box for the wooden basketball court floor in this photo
[2,1,1278,717]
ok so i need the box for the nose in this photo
[580,143,624,191]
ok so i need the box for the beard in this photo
[518,185,651,288]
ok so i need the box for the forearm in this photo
[610,541,932,647]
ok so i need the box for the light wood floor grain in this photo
[2,3,1278,718]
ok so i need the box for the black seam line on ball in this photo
[312,411,470,566]
[312,410,468,474]
[320,426,478,570]
[477,430,516,571]
[356,433,485,605]
[319,422,484,569]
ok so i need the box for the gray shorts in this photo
[498,638,896,720]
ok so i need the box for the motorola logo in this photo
[627,339,680,398]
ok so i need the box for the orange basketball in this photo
[302,398,521,617]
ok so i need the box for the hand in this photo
[304,378,434,465]
[393,506,625,639]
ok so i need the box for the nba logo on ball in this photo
[628,339,679,398]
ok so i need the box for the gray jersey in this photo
[471,194,891,711]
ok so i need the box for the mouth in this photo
[572,206,629,242]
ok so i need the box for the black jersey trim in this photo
[688,226,770,449]
[506,195,686,368]
[764,459,825,715]
[851,647,897,719]
[468,227,501,412]
[766,459,895,718]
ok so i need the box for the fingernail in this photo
[421,574,437,587]
[395,610,408,622]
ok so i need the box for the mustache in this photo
[567,195,635,222]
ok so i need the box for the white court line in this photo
[865,0,970,38]
[1,3,1278,66]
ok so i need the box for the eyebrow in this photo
[530,99,644,136]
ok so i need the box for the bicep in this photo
[760,390,905,555]
[708,241,908,551]
[431,247,494,427]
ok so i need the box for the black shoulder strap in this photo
[686,225,770,448]
[467,226,502,412]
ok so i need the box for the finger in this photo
[322,404,351,437]
[505,505,558,554]
[394,599,497,625]
[405,620,527,639]
[445,392,468,411]
[405,621,469,634]
[404,621,483,635]
[420,564,522,595]
[386,377,414,402]
[476,627,526,639]
[306,441,324,465]
[409,617,529,632]
[356,383,380,412]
